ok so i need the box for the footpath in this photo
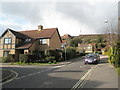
[80,55,119,89]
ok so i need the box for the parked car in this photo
[84,53,100,64]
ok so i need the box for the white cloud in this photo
[0,1,118,36]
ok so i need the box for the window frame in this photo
[25,39,31,42]
[4,37,12,44]
[39,39,47,45]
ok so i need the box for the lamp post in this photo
[64,42,67,61]
[104,20,112,46]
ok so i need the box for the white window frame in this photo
[39,39,47,44]
[4,37,12,44]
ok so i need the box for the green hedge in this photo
[19,54,28,63]
[1,54,15,63]
[45,49,62,62]
[46,56,55,63]
[108,42,120,67]
[62,47,76,60]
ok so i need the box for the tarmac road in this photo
[2,56,96,89]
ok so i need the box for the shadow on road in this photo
[55,70,83,73]
[82,80,105,88]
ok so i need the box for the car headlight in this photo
[94,59,96,61]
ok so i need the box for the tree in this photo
[96,35,104,43]
[70,37,82,47]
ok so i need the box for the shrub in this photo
[46,56,55,63]
[19,54,28,63]
[1,54,15,63]
[79,53,86,56]
[45,49,62,62]
[62,47,76,60]
[1,57,9,63]
[108,42,120,67]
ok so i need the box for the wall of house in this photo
[29,40,39,52]
[0,30,16,57]
[24,50,29,54]
[49,31,61,49]
[37,39,49,51]
[85,45,93,53]
[39,44,49,51]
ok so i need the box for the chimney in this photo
[38,25,43,31]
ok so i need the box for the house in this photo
[101,45,111,55]
[0,25,62,61]
[78,43,96,53]
[61,34,72,48]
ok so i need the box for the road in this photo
[2,57,97,89]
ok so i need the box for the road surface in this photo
[1,56,102,89]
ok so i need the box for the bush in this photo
[79,53,86,56]
[108,42,120,67]
[19,54,28,63]
[1,57,9,62]
[1,54,15,63]
[95,51,102,54]
[46,56,55,63]
[45,49,62,62]
[62,47,76,60]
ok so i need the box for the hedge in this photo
[62,47,76,60]
[45,49,62,62]
[108,42,120,67]
[1,54,15,63]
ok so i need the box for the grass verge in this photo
[116,67,120,76]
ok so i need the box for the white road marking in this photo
[1,69,18,85]
[71,65,97,90]
[53,65,66,68]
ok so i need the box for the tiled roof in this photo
[1,27,62,49]
[16,39,35,49]
[9,29,30,39]
[78,43,96,47]
[19,28,57,39]
[1,28,30,39]
[61,34,72,39]
[16,43,32,49]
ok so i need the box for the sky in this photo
[0,0,118,36]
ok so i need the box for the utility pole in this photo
[104,20,112,46]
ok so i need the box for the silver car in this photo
[84,53,100,64]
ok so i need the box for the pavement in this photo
[80,55,119,89]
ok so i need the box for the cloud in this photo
[55,2,118,33]
[0,1,118,36]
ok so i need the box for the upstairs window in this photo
[25,39,31,42]
[4,37,12,44]
[39,39,47,44]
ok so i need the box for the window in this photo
[25,39,31,42]
[39,39,47,44]
[4,38,12,44]
[3,51,10,57]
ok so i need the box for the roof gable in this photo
[1,28,31,39]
